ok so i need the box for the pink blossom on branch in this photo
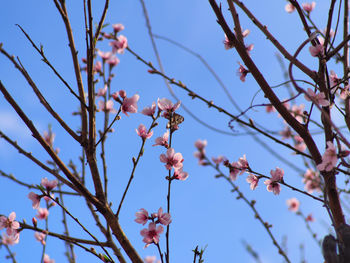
[285,3,295,13]
[223,34,234,50]
[96,85,108,97]
[303,169,321,193]
[34,232,46,245]
[28,192,41,209]
[317,141,338,172]
[160,148,184,170]
[153,131,169,148]
[136,124,153,140]
[309,38,324,57]
[98,100,117,113]
[286,198,300,212]
[121,94,139,116]
[156,207,172,226]
[41,177,58,192]
[0,212,20,236]
[36,208,49,220]
[212,155,225,165]
[140,222,164,245]
[246,173,259,190]
[135,208,149,225]
[304,88,330,106]
[237,62,249,82]
[43,254,55,263]
[173,167,189,181]
[112,23,124,33]
[302,2,316,13]
[141,102,156,117]
[110,35,128,54]
[157,98,181,113]
[194,139,207,151]
[264,167,284,195]
[1,232,19,245]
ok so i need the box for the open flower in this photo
[264,167,284,195]
[156,208,172,226]
[98,100,117,113]
[41,178,58,192]
[304,88,329,106]
[141,102,156,116]
[35,232,46,245]
[303,169,321,193]
[237,62,249,82]
[0,212,20,236]
[112,23,124,33]
[173,167,189,181]
[136,124,153,140]
[317,141,338,172]
[153,131,169,148]
[157,98,181,113]
[309,38,324,57]
[160,148,183,170]
[1,232,19,245]
[286,198,300,212]
[36,208,49,220]
[122,94,139,116]
[110,35,128,54]
[246,173,259,190]
[135,209,149,225]
[302,2,316,13]
[140,222,164,245]
[28,192,41,209]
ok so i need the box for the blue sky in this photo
[0,0,345,262]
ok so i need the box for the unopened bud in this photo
[32,217,37,228]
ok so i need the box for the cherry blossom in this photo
[329,70,340,88]
[43,131,55,146]
[0,212,20,235]
[285,3,295,13]
[306,214,315,222]
[160,148,183,170]
[309,38,324,57]
[157,98,181,113]
[194,139,207,151]
[136,124,153,140]
[141,102,156,116]
[212,155,225,165]
[302,2,316,13]
[173,167,189,181]
[280,126,292,140]
[140,222,164,245]
[28,192,41,209]
[107,56,120,67]
[41,177,58,192]
[246,173,259,190]
[294,135,306,152]
[286,198,300,212]
[303,169,321,193]
[304,88,329,106]
[237,62,249,82]
[246,44,254,55]
[110,35,128,54]
[96,85,108,97]
[317,141,338,172]
[265,105,275,113]
[121,94,139,116]
[93,61,102,73]
[35,232,46,245]
[264,167,284,195]
[223,34,234,50]
[291,104,305,123]
[119,90,126,99]
[229,162,241,181]
[98,100,117,113]
[156,207,172,226]
[135,208,149,225]
[1,232,19,245]
[36,208,49,220]
[112,23,124,33]
[153,131,169,148]
[97,50,112,61]
[144,256,161,263]
[43,254,55,263]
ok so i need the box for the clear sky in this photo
[0,1,344,262]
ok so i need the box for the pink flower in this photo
[246,173,259,190]
[285,3,295,13]
[291,104,305,123]
[330,70,340,88]
[98,100,117,113]
[112,91,119,100]
[119,90,126,99]
[136,124,153,139]
[93,61,102,73]
[237,155,249,172]
[35,232,46,245]
[223,34,234,50]
[107,56,120,67]
[173,167,189,181]
[286,198,300,212]
[112,23,124,33]
[36,208,49,220]
[96,85,108,97]
[28,192,41,209]
[317,141,338,172]
[157,98,181,113]
[140,222,164,245]
[41,177,58,192]
[194,139,207,150]
[141,102,156,116]
[153,131,169,148]
[122,94,139,116]
[1,232,19,245]
[309,38,324,57]
[265,105,275,113]
[43,254,55,263]
[212,155,225,165]
[135,209,149,225]
[43,131,55,146]
[0,212,20,236]
[144,256,161,263]
[242,29,250,38]
[294,135,306,152]
[237,62,249,82]
[160,148,184,170]
[264,167,284,195]
[110,35,128,54]
[280,126,292,140]
[303,169,321,193]
[97,50,112,61]
[306,214,315,222]
[229,162,241,181]
[302,2,316,13]
[156,207,172,226]
[246,44,254,55]
[304,88,329,106]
